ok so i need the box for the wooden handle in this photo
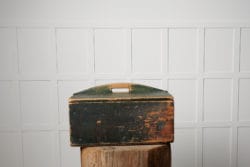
[109,83,132,89]
[109,83,132,93]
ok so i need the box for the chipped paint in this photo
[69,83,174,147]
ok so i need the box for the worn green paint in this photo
[69,83,174,147]
[70,83,173,102]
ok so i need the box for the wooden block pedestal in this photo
[81,144,171,167]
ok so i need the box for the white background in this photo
[0,0,250,167]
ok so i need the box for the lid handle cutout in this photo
[111,88,130,93]
[109,83,132,93]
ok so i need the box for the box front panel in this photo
[70,100,174,146]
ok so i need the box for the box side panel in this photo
[69,100,174,146]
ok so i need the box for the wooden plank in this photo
[70,100,174,146]
[81,144,171,167]
[69,83,173,102]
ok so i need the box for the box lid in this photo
[69,83,173,102]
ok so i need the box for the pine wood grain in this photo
[81,144,171,167]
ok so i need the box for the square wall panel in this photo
[239,79,250,121]
[94,29,127,74]
[238,127,250,167]
[58,81,92,126]
[169,79,197,122]
[20,81,54,128]
[0,133,22,167]
[60,131,80,167]
[203,79,232,121]
[0,81,20,129]
[23,132,56,167]
[203,128,231,167]
[240,28,250,72]
[205,29,234,73]
[18,28,56,74]
[132,29,163,74]
[169,28,198,73]
[57,29,91,74]
[172,129,196,167]
[0,28,17,75]
[132,79,162,89]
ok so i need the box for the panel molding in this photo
[0,24,249,167]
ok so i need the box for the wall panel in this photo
[0,23,249,167]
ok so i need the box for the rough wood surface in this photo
[70,100,174,146]
[81,144,171,167]
[69,83,174,146]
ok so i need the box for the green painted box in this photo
[69,83,174,147]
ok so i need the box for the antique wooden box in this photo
[69,83,174,146]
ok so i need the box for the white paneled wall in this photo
[132,29,165,74]
[203,79,232,122]
[169,28,198,73]
[0,24,250,167]
[240,29,250,73]
[204,29,234,73]
[203,128,231,167]
[18,28,56,75]
[56,29,91,74]
[95,29,128,74]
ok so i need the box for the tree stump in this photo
[81,144,171,167]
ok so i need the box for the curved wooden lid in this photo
[69,83,173,102]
